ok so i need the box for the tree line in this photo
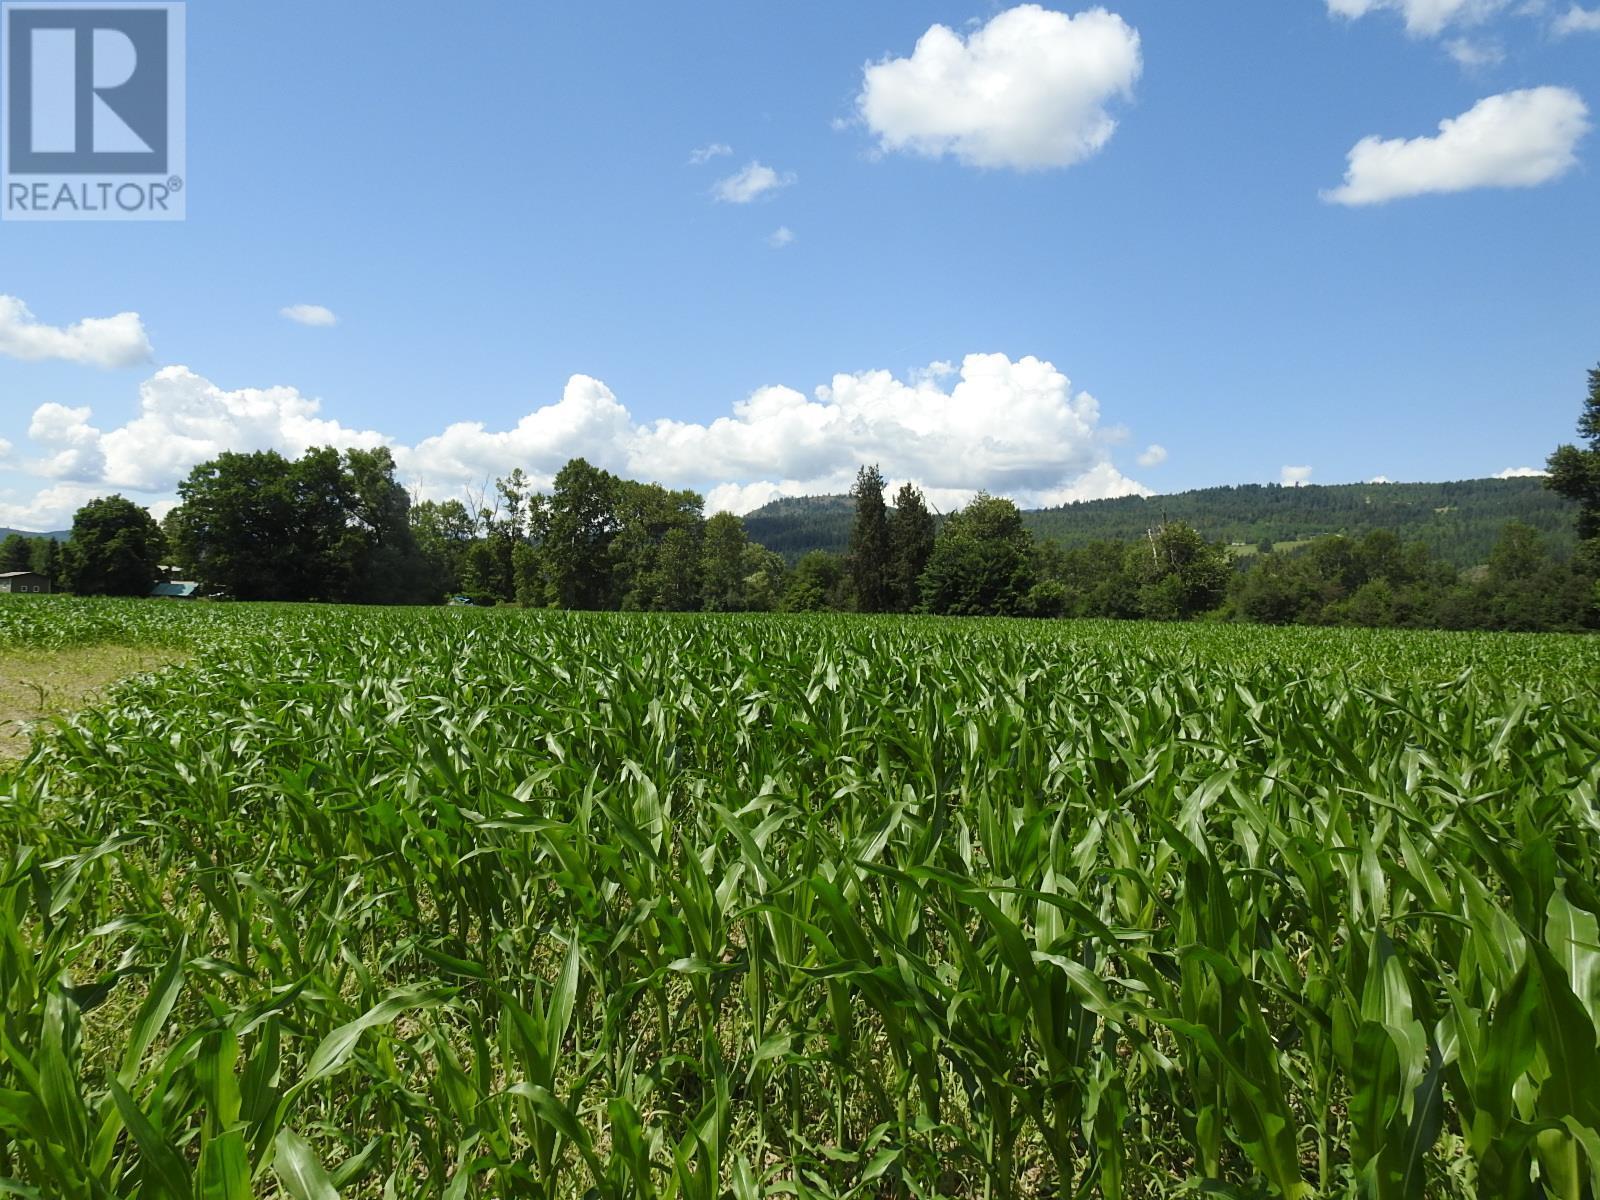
[820,465,1241,621]
[13,361,1598,632]
[742,475,1579,570]
[414,458,787,612]
[816,463,1597,631]
[16,462,1598,632]
[1026,475,1579,568]
[10,449,792,612]
[810,364,1600,631]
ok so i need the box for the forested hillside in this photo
[741,495,858,560]
[743,477,1576,568]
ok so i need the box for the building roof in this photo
[0,571,43,578]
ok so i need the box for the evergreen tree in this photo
[741,477,1578,570]
[0,534,33,573]
[846,464,891,613]
[886,482,936,612]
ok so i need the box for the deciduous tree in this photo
[1129,522,1231,620]
[919,493,1035,617]
[781,550,846,612]
[411,499,477,595]
[701,511,750,612]
[545,458,620,609]
[65,496,164,596]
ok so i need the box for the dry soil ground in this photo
[0,645,186,760]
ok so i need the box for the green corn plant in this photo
[3,601,1599,1197]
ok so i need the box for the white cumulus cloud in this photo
[1,354,1152,526]
[1282,465,1314,485]
[100,367,389,492]
[856,4,1142,171]
[1554,4,1600,32]
[0,295,152,368]
[19,367,389,501]
[625,353,1147,512]
[281,304,338,327]
[689,142,733,164]
[767,226,796,248]
[1494,465,1548,477]
[1137,443,1167,467]
[398,374,635,488]
[1324,87,1591,205]
[1370,475,1393,483]
[27,403,106,482]
[712,162,795,203]
[0,483,109,531]
[1326,0,1513,36]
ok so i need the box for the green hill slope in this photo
[742,477,1577,569]
[742,496,858,561]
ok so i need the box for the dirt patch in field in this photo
[0,645,187,760]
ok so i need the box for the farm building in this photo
[150,581,200,598]
[0,571,51,594]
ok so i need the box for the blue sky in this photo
[1,0,1597,527]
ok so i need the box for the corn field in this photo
[2,596,1598,1199]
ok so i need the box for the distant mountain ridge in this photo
[742,477,1576,569]
[0,528,69,543]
